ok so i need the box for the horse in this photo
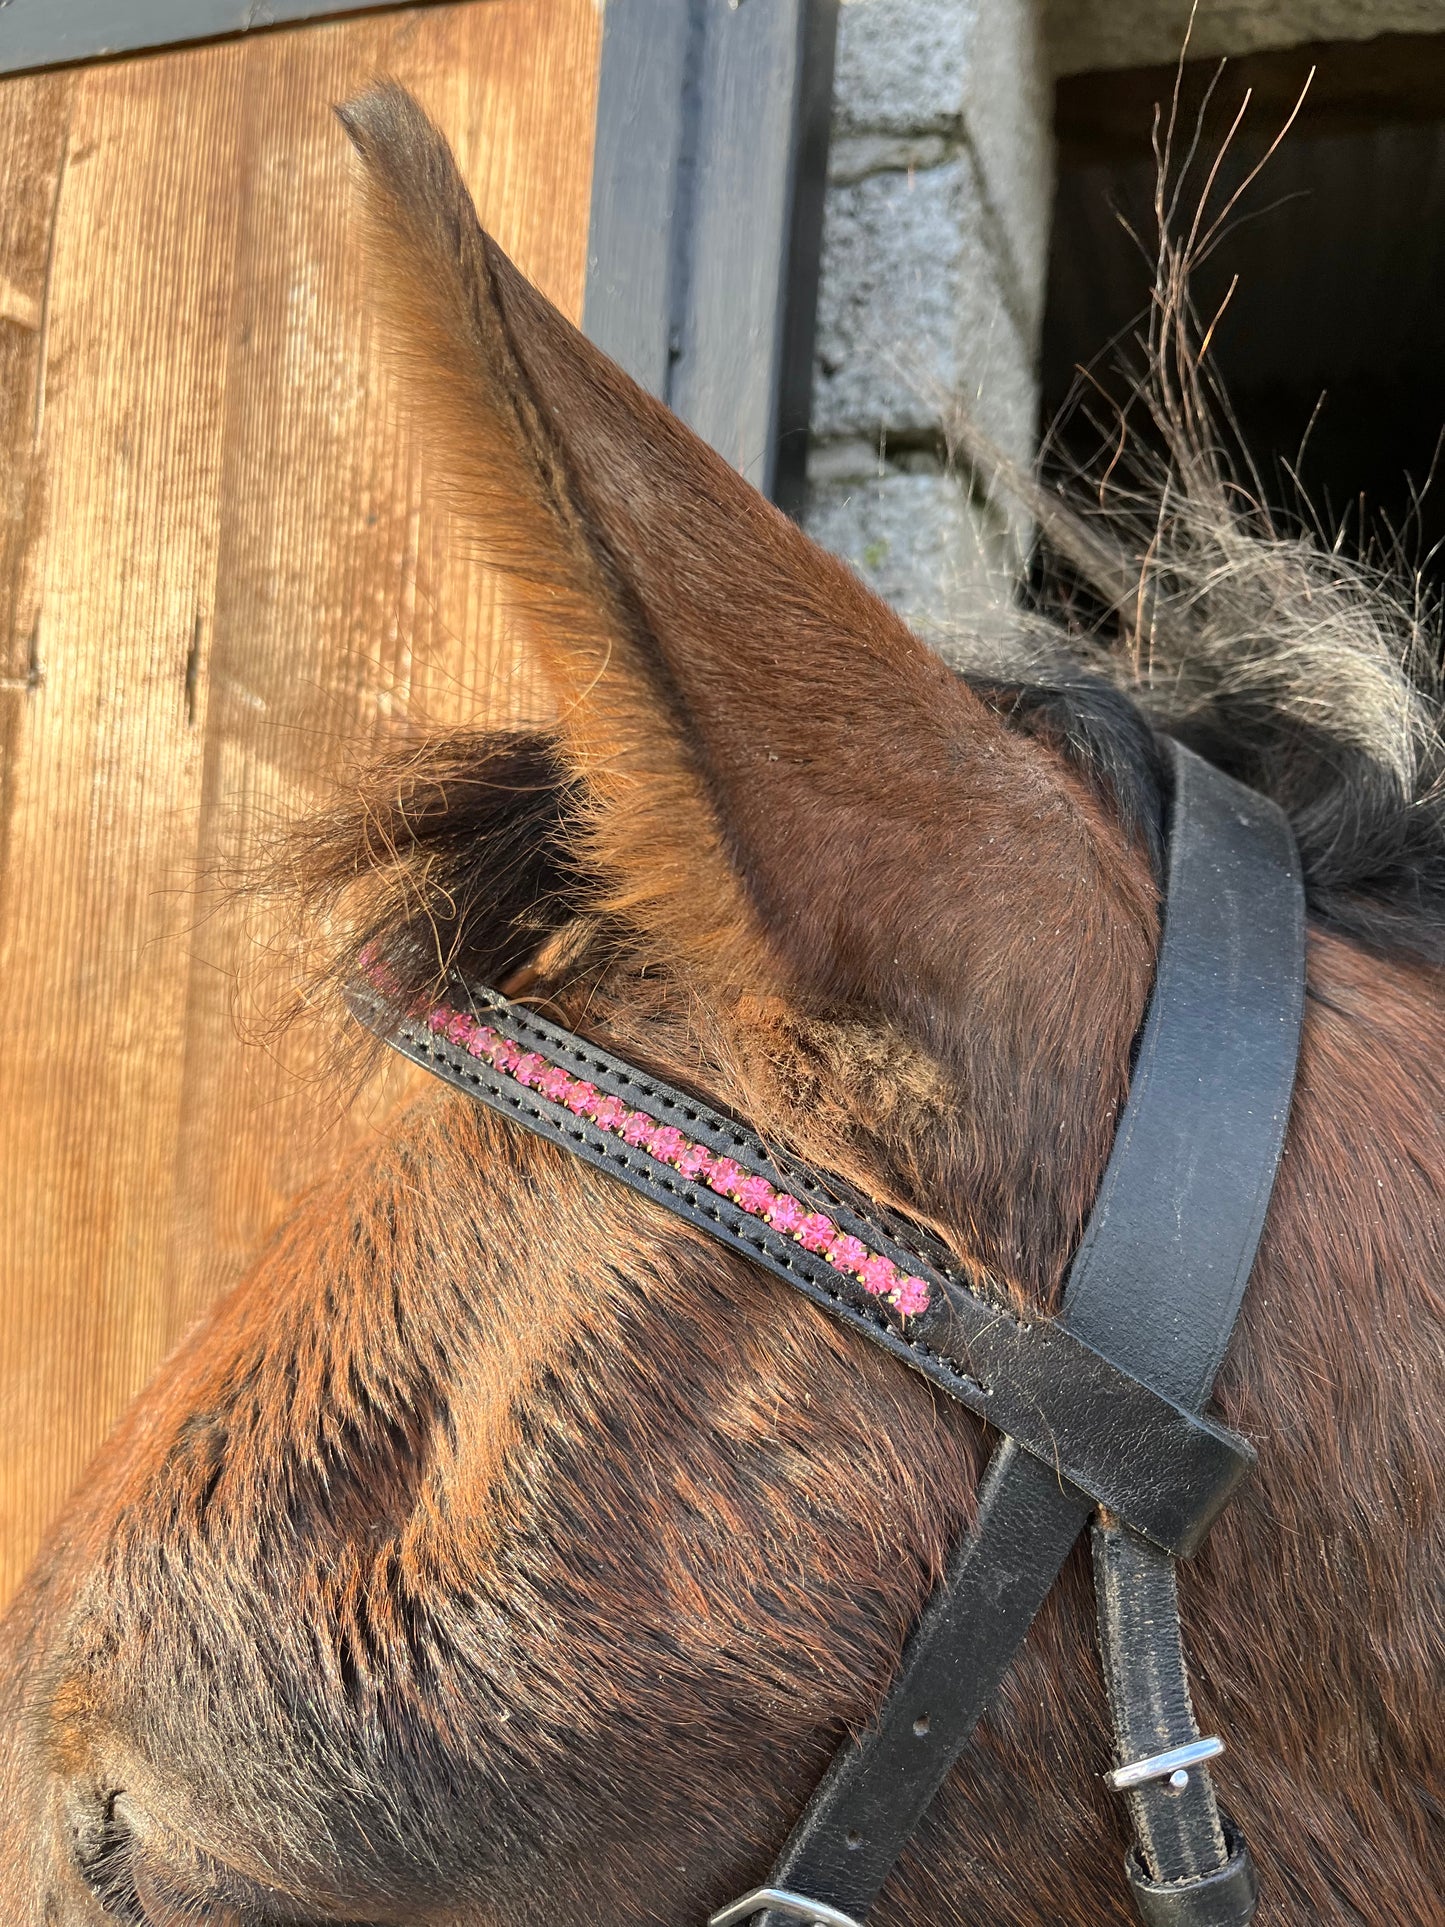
[0,82,1439,1926]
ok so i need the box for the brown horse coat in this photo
[0,85,1439,1927]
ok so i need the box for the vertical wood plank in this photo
[0,73,75,877]
[0,0,601,1603]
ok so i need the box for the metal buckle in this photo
[1106,1734,1225,1792]
[708,1888,865,1927]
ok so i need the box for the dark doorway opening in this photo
[1043,32,1445,593]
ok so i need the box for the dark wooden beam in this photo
[0,1,432,75]
[584,0,839,511]
[1055,31,1445,167]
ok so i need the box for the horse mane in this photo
[947,240,1445,971]
[950,480,1445,971]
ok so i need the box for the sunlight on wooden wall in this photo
[0,0,600,1603]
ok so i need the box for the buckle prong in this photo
[1106,1734,1225,1792]
[708,1888,864,1927]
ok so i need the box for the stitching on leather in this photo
[474,1004,859,1182]
[367,1007,1089,1415]
[358,996,1251,1547]
[465,1000,959,1279]
[398,1011,1237,1467]
[401,1020,1000,1400]
[352,988,1254,1552]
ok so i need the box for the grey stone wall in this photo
[803,0,1053,640]
[803,0,1445,635]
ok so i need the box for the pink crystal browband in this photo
[417,993,931,1318]
[346,964,1253,1562]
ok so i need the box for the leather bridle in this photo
[349,739,1306,1927]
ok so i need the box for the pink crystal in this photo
[894,1276,931,1317]
[649,1125,686,1163]
[365,956,397,994]
[677,1143,712,1180]
[469,1025,499,1059]
[797,1213,836,1254]
[734,1175,776,1216]
[564,1081,598,1115]
[859,1255,899,1297]
[427,1007,450,1034]
[491,1039,520,1074]
[767,1194,805,1235]
[622,1111,657,1148]
[707,1156,744,1197]
[537,1065,573,1102]
[827,1233,868,1275]
[447,1012,479,1048]
[512,1052,546,1088]
[593,1095,628,1131]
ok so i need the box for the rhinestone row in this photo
[424,1002,931,1319]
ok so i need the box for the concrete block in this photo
[960,0,1053,342]
[813,0,1052,629]
[828,132,953,185]
[832,0,1053,343]
[833,0,977,136]
[811,156,1040,466]
[805,437,885,483]
[804,469,1019,638]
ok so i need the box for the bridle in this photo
[352,741,1303,1927]
[349,739,1306,1927]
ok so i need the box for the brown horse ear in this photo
[337,84,1144,1047]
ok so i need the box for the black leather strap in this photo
[346,984,1252,1559]
[1072,744,1303,1923]
[1062,741,1306,1411]
[754,1441,1090,1927]
[733,746,1303,1927]
[1126,1818,1260,1927]
[1094,1528,1235,1888]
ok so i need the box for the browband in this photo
[348,740,1306,1927]
[344,981,1250,1558]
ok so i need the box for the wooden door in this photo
[0,0,600,1603]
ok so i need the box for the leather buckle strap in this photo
[719,745,1301,1927]
[1073,744,1303,1924]
[1093,1524,1239,1905]
[1125,1816,1260,1927]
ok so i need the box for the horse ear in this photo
[337,85,1143,1044]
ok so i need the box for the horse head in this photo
[1,83,1438,1927]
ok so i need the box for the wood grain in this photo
[0,0,600,1603]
